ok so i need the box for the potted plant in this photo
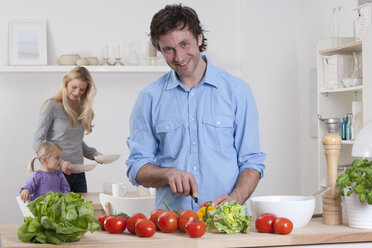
[336,158,372,229]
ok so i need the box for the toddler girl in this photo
[20,141,70,202]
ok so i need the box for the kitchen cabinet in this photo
[1,218,372,248]
[0,65,170,73]
[316,26,372,212]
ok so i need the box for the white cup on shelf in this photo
[112,183,126,197]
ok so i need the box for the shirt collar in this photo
[165,55,220,91]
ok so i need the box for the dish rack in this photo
[322,54,354,90]
[354,3,372,40]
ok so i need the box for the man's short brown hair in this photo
[150,4,207,52]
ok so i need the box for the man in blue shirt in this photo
[126,4,266,211]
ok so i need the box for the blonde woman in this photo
[33,66,102,193]
[20,141,70,202]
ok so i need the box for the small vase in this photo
[344,193,372,229]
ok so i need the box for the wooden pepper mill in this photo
[322,133,342,225]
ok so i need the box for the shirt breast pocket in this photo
[155,120,185,158]
[202,114,234,152]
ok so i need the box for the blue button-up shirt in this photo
[126,55,266,211]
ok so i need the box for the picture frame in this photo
[9,20,47,65]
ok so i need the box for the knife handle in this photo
[189,188,198,203]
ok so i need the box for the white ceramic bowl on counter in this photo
[250,195,316,228]
[99,193,155,217]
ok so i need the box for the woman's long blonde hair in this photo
[28,141,62,173]
[42,66,96,133]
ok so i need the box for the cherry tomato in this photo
[200,201,212,208]
[104,216,127,234]
[149,209,165,230]
[135,219,156,237]
[157,211,178,233]
[127,213,147,234]
[255,213,277,233]
[185,219,206,238]
[273,217,293,235]
[98,215,110,231]
[178,210,199,232]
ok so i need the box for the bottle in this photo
[347,112,354,140]
[342,116,348,140]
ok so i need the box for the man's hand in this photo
[212,168,261,206]
[166,168,198,197]
[61,161,78,175]
[212,193,235,206]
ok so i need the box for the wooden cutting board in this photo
[1,218,372,248]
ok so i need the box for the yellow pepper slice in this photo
[197,205,215,222]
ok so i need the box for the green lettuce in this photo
[205,201,252,234]
[18,192,100,245]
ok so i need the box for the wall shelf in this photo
[0,65,170,73]
[319,40,362,54]
[341,140,354,145]
[319,85,363,94]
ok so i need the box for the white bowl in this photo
[250,195,315,228]
[99,193,155,217]
[94,154,121,164]
[71,163,97,172]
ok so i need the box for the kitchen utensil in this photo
[70,163,97,172]
[310,185,335,197]
[317,114,342,134]
[189,188,201,208]
[94,154,121,164]
[322,133,342,225]
[250,195,316,228]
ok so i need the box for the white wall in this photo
[0,0,358,224]
[0,0,241,224]
[240,0,356,201]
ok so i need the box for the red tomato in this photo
[149,209,165,230]
[127,213,147,234]
[255,213,277,233]
[185,219,206,238]
[200,201,212,208]
[273,217,293,235]
[104,216,127,234]
[98,215,110,231]
[157,211,178,233]
[178,210,199,232]
[135,219,156,237]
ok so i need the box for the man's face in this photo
[158,28,203,81]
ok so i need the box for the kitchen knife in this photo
[189,188,201,208]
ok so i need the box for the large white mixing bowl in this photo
[250,195,316,228]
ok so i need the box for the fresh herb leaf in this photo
[337,159,372,205]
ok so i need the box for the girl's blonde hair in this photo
[28,141,62,173]
[42,66,96,134]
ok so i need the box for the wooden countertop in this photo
[1,218,372,248]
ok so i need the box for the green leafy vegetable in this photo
[18,192,101,245]
[337,159,372,205]
[204,201,251,234]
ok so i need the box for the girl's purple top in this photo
[20,170,71,201]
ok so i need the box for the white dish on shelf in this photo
[94,154,121,164]
[71,163,97,172]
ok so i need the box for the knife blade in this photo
[189,188,201,208]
